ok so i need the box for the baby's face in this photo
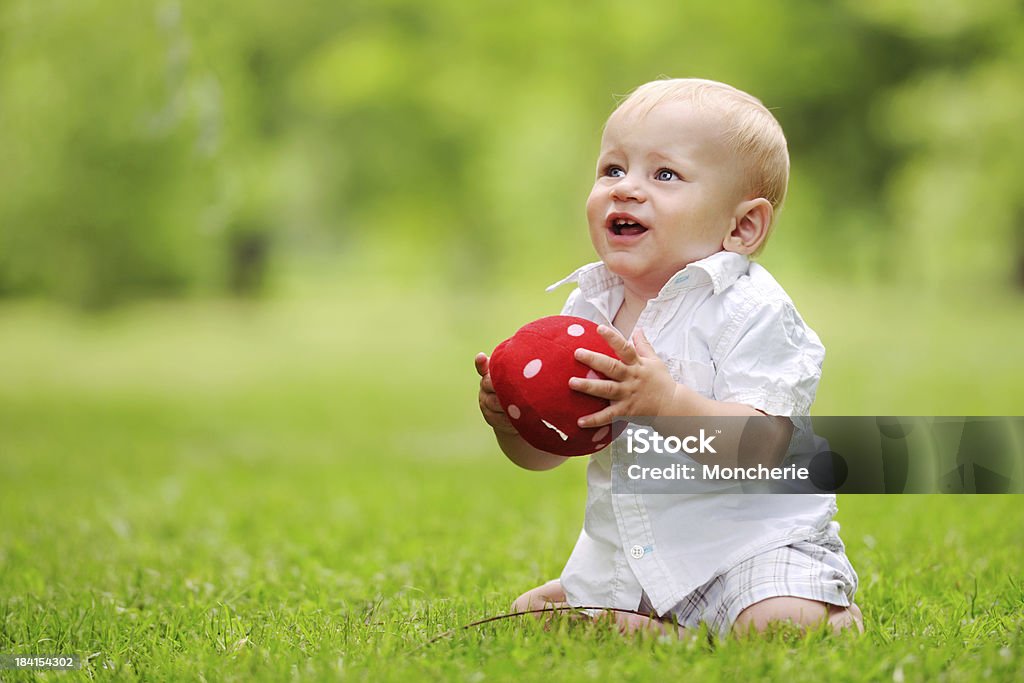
[586,100,747,295]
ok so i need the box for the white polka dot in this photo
[586,369,601,380]
[507,404,521,419]
[522,359,542,378]
[567,324,585,337]
[592,426,610,442]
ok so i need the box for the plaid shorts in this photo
[638,534,859,637]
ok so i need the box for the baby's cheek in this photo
[585,190,606,226]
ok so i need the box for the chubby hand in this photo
[475,352,518,436]
[569,326,680,428]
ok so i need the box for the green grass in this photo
[1,277,1023,680]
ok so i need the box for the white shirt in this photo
[547,250,838,616]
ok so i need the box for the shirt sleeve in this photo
[712,298,825,416]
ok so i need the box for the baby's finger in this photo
[481,373,496,394]
[569,376,622,400]
[574,347,627,380]
[596,325,638,364]
[631,328,657,357]
[577,404,618,429]
[474,352,490,377]
[483,392,505,414]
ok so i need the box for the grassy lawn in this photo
[1,277,1022,680]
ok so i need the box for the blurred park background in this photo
[3,0,1024,305]
[1,1,1024,676]
[1,0,1022,403]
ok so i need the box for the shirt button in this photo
[630,544,645,559]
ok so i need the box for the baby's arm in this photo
[475,352,571,471]
[569,326,792,467]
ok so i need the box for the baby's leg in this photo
[601,610,689,638]
[713,536,862,637]
[511,579,568,615]
[513,581,687,637]
[733,597,864,635]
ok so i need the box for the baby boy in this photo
[475,78,862,637]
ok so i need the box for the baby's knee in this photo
[511,579,566,614]
[733,597,862,635]
[510,591,533,613]
[827,602,864,633]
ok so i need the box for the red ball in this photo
[490,315,624,457]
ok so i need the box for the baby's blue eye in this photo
[604,166,625,178]
[655,169,678,181]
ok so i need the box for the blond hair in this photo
[612,78,790,251]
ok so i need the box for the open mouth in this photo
[607,215,649,237]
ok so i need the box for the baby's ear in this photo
[722,198,773,255]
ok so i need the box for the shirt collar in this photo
[546,251,751,298]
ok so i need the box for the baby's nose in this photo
[610,176,646,202]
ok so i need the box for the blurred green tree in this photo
[847,0,1024,289]
[1,0,1020,307]
[0,0,224,306]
